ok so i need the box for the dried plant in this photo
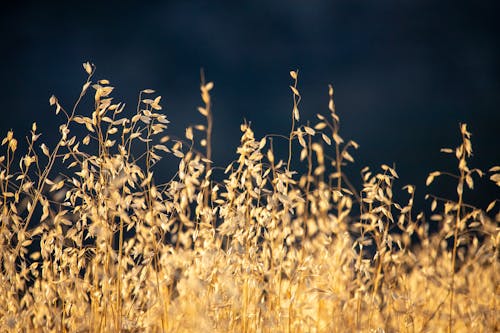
[0,63,497,332]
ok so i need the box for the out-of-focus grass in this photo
[0,63,497,332]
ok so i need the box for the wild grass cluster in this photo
[0,63,498,332]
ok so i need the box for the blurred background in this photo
[1,0,499,212]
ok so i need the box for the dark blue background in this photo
[1,1,499,211]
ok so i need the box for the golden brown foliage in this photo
[0,63,498,332]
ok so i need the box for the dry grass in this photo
[0,63,498,332]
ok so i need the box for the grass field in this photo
[0,63,498,332]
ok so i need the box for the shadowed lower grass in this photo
[0,63,498,332]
